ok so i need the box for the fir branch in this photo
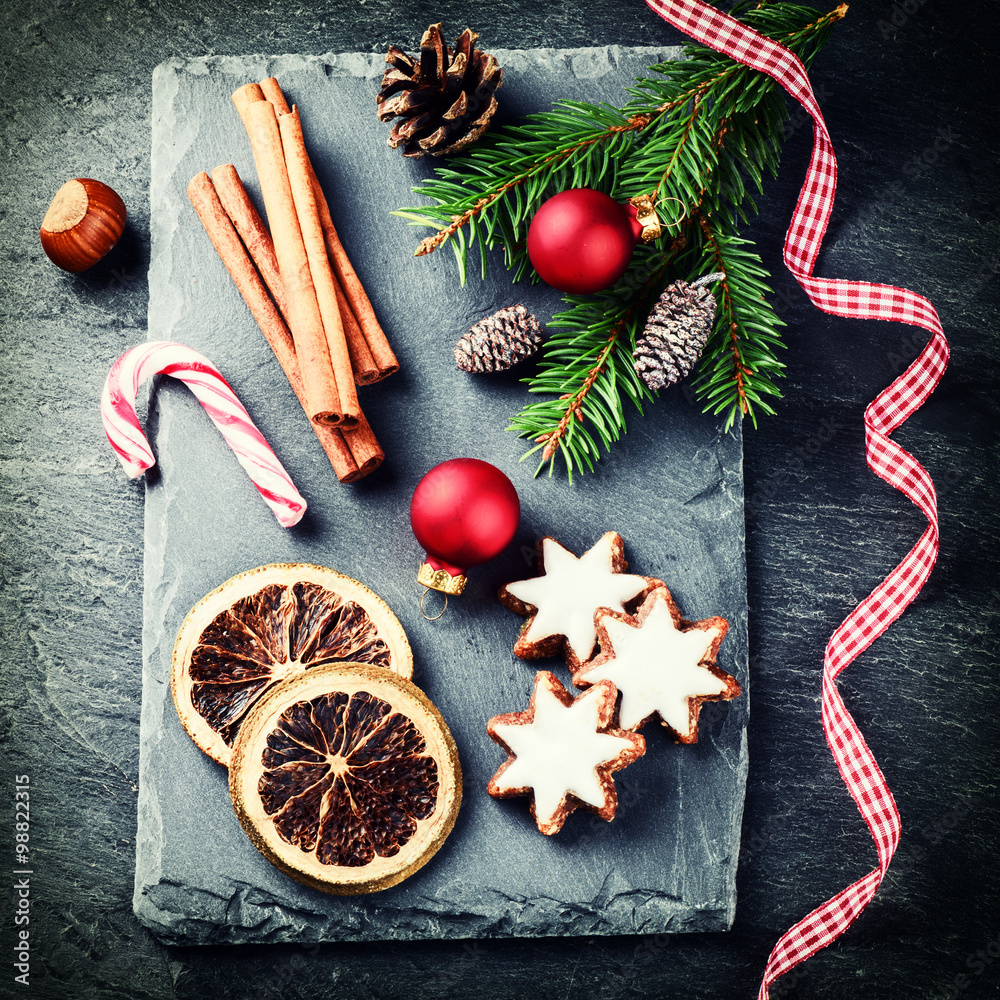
[535,327,620,467]
[411,113,654,260]
[400,2,846,271]
[401,105,658,281]
[700,215,750,417]
[397,2,845,473]
[510,238,686,479]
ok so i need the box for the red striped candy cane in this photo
[642,1,949,996]
[101,340,307,528]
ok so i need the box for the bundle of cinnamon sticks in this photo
[187,77,397,482]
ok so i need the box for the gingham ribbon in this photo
[643,1,949,995]
[101,340,307,527]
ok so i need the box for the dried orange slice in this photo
[171,563,413,766]
[229,663,462,895]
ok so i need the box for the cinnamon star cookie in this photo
[486,671,645,835]
[499,531,652,669]
[576,586,739,743]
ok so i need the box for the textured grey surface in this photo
[1,1,997,998]
[136,46,749,947]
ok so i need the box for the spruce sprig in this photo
[517,237,686,477]
[398,102,643,281]
[395,2,846,477]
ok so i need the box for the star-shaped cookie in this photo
[499,531,652,669]
[575,587,739,743]
[486,671,646,835]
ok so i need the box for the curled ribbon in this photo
[643,1,949,996]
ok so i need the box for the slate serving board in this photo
[136,45,749,947]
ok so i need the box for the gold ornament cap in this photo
[628,194,662,243]
[418,561,468,595]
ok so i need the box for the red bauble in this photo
[410,458,520,593]
[526,188,644,295]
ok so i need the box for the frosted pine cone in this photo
[633,274,722,391]
[455,304,544,373]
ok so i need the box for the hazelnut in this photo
[40,178,127,272]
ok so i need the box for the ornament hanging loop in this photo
[653,195,688,231]
[420,587,449,621]
[692,271,726,288]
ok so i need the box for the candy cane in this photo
[101,340,307,527]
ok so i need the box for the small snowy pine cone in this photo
[455,304,544,373]
[633,276,720,391]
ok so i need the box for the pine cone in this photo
[633,275,722,391]
[376,23,502,159]
[455,305,544,373]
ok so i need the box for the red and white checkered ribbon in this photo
[644,1,949,995]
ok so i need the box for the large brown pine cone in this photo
[376,23,502,158]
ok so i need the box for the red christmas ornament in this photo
[526,188,647,295]
[411,459,520,608]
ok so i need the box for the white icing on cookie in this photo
[504,534,647,662]
[580,594,725,737]
[491,679,635,829]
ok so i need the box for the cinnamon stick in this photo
[185,170,367,481]
[210,163,287,316]
[312,181,400,380]
[211,163,379,385]
[234,91,344,427]
[276,106,362,427]
[257,79,380,384]
[232,81,267,125]
[259,76,291,115]
[334,276,379,384]
[259,76,399,381]
[341,413,384,478]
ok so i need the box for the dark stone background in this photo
[0,1,996,998]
